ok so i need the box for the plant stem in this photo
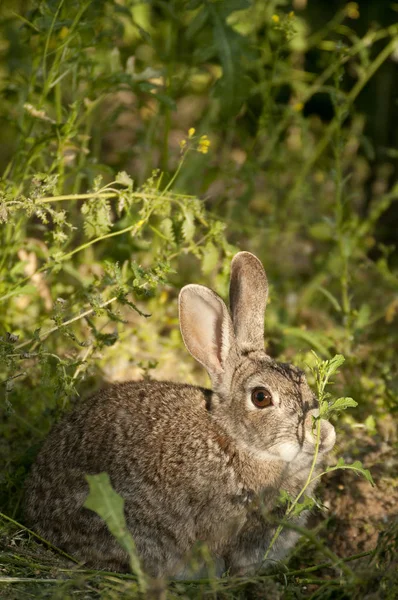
[0,578,68,584]
[284,37,398,206]
[260,26,398,164]
[41,0,66,84]
[287,550,373,576]
[15,296,117,350]
[0,512,79,564]
[0,212,152,303]
[264,418,322,561]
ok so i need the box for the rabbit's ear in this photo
[179,284,236,382]
[229,251,268,352]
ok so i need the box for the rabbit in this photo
[23,251,336,577]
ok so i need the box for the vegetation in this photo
[0,0,397,598]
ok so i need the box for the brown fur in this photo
[24,252,335,577]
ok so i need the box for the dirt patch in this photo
[320,427,398,558]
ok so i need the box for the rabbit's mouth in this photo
[270,441,301,462]
[304,411,336,455]
[249,441,302,463]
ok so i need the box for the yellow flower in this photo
[179,139,187,149]
[188,127,196,138]
[197,135,211,154]
[160,290,169,304]
[59,26,69,39]
[271,14,280,24]
[288,11,295,18]
[385,297,398,324]
[345,2,360,19]
[314,171,325,184]
[293,102,304,112]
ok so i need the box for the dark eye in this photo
[251,387,273,408]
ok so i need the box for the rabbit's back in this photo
[24,381,249,574]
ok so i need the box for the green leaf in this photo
[319,400,329,418]
[202,243,219,274]
[326,458,375,487]
[319,396,358,419]
[207,3,251,116]
[277,489,292,508]
[309,221,334,241]
[289,494,316,518]
[329,396,357,412]
[364,415,377,435]
[84,473,147,589]
[0,284,37,303]
[317,286,342,312]
[354,303,371,330]
[284,327,332,357]
[182,210,195,242]
[116,171,133,188]
[159,217,175,243]
[185,5,209,39]
[81,196,113,238]
[324,354,345,380]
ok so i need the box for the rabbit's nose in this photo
[304,410,336,453]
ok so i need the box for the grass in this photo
[1,523,396,599]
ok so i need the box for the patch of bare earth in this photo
[320,424,397,559]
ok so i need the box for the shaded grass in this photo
[1,509,397,599]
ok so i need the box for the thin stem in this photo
[284,37,398,206]
[59,217,150,263]
[161,157,185,195]
[264,418,322,561]
[0,213,152,303]
[290,422,321,509]
[24,192,117,204]
[15,296,118,350]
[6,189,196,205]
[0,512,79,564]
[42,0,65,83]
[259,26,398,164]
[0,578,68,584]
[287,550,373,576]
[72,344,95,380]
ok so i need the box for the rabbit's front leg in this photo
[225,461,321,575]
[224,504,277,575]
[225,504,310,576]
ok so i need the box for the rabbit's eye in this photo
[251,387,273,408]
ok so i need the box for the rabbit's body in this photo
[25,380,288,575]
[24,252,335,577]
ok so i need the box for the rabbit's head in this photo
[179,252,335,463]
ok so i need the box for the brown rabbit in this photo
[24,252,335,577]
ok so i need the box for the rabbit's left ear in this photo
[229,252,268,353]
[179,284,236,388]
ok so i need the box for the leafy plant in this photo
[84,473,147,592]
[264,353,374,561]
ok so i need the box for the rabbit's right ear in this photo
[179,284,236,385]
[229,251,268,352]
